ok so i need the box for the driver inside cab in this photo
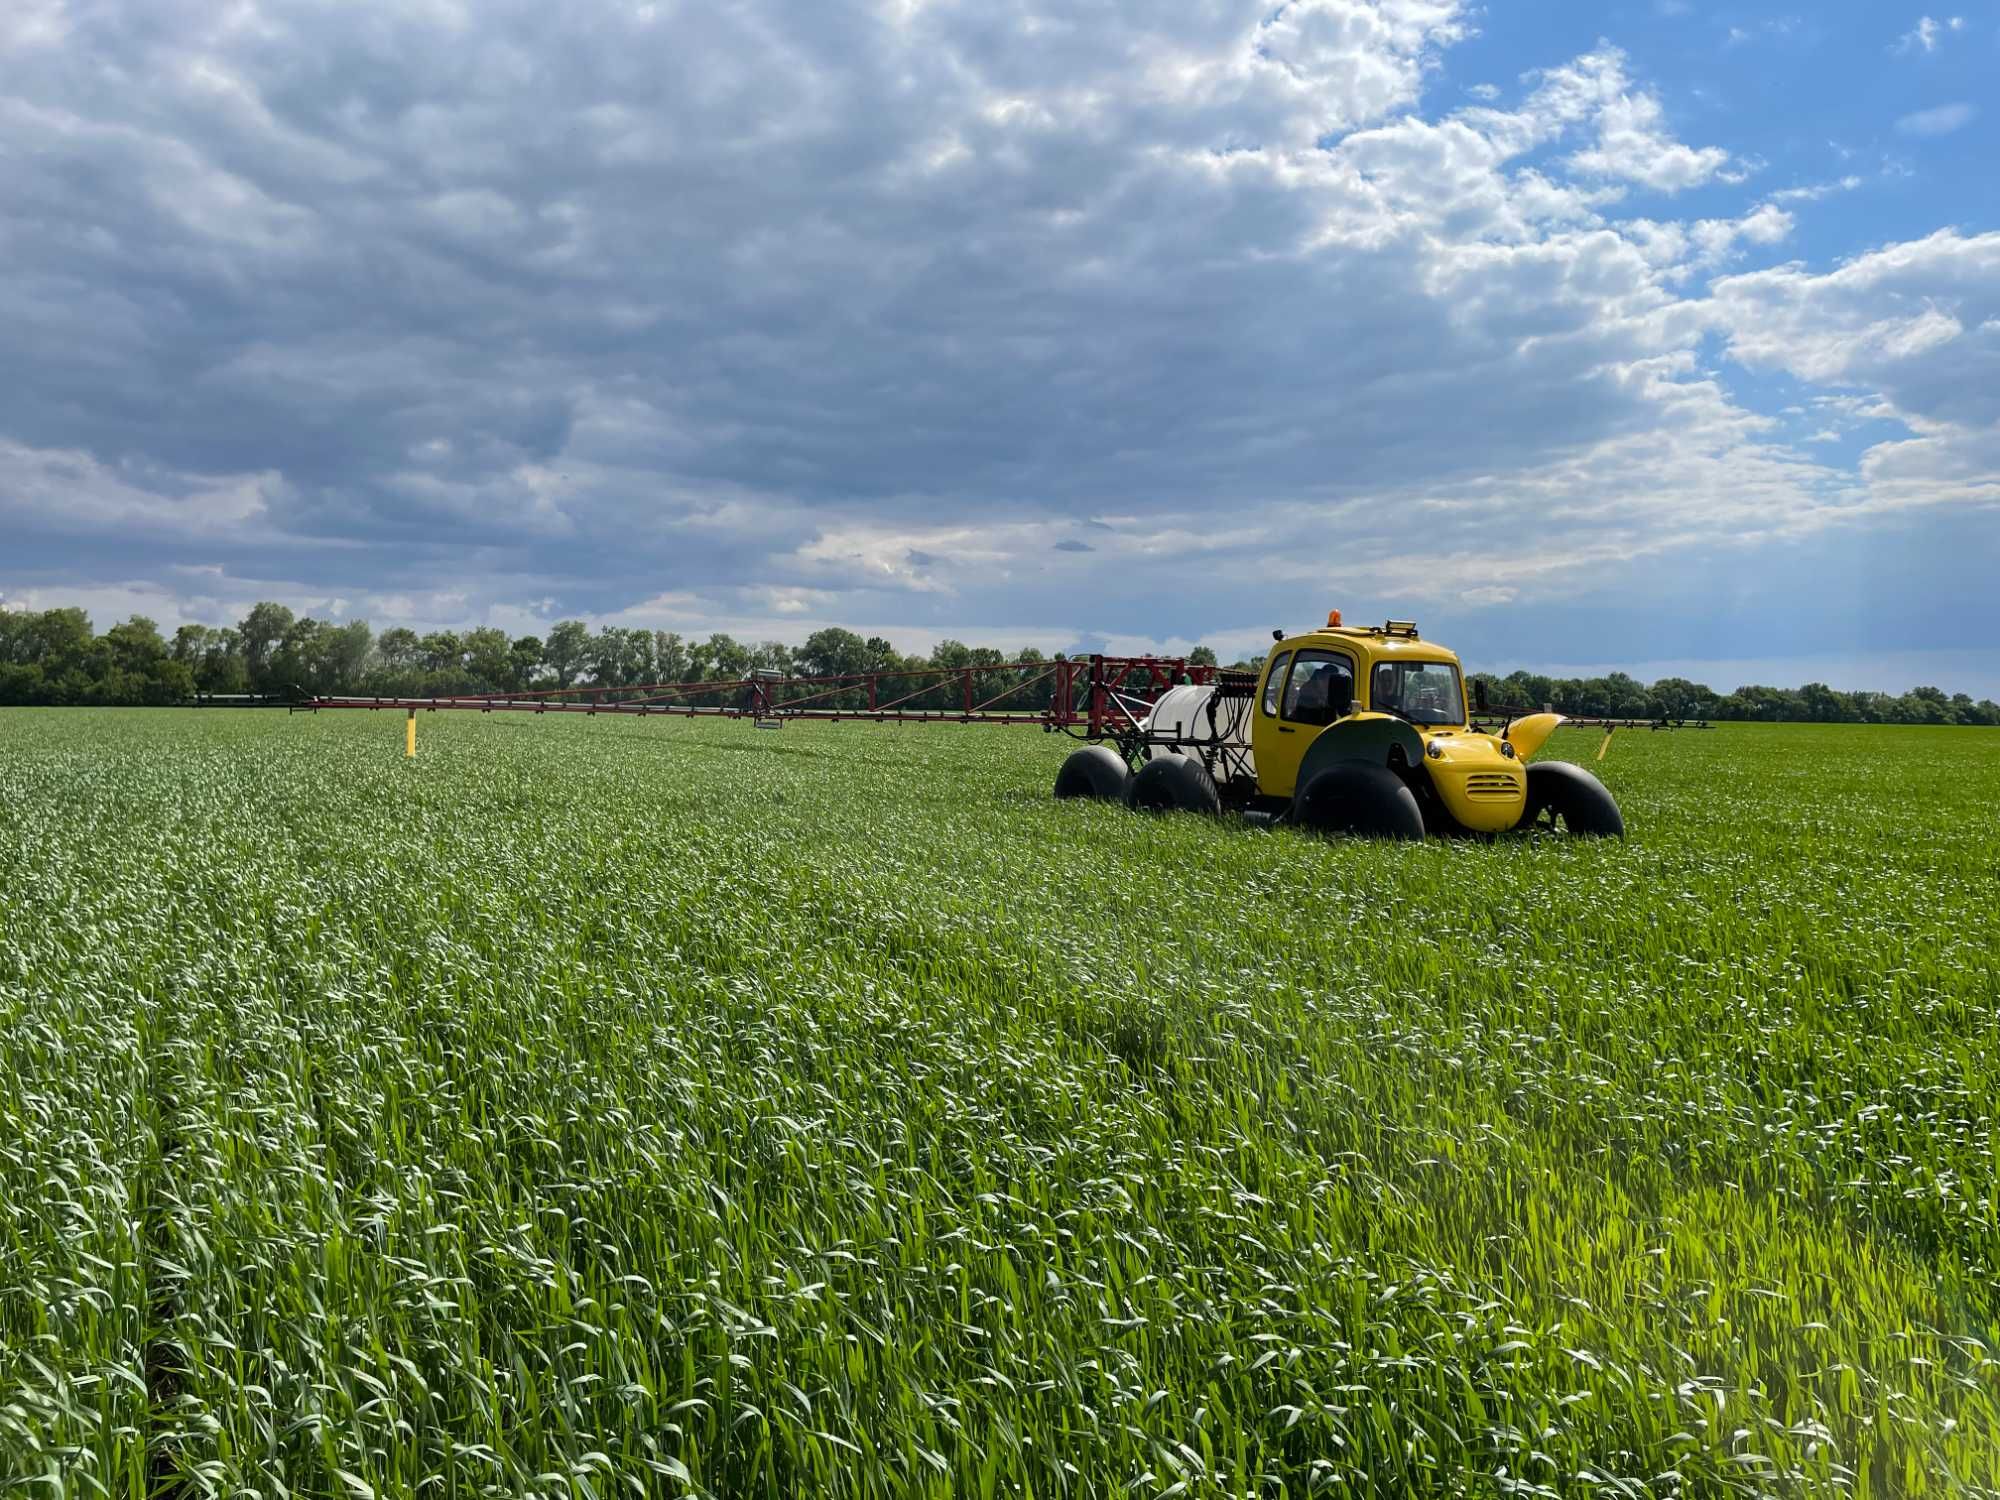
[1294,668,1330,721]
[1372,664,1396,717]
[1372,662,1449,722]
[1288,659,1351,726]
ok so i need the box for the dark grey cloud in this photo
[0,1,1993,672]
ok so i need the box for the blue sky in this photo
[2,0,1995,692]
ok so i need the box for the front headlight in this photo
[1500,741,1517,759]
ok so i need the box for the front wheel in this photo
[1292,762,1425,840]
[1516,761,1624,836]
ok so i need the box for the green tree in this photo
[102,616,169,675]
[1797,682,1849,723]
[171,623,211,664]
[1011,646,1054,710]
[238,602,295,690]
[1502,671,1557,712]
[419,632,464,678]
[463,627,511,690]
[704,633,751,682]
[173,625,247,694]
[589,627,653,692]
[1649,677,1717,720]
[14,608,96,685]
[800,627,868,679]
[323,620,373,691]
[94,616,193,705]
[545,620,591,688]
[269,618,331,695]
[1899,686,1953,725]
[925,639,972,709]
[508,636,544,692]
[653,631,689,683]
[7,599,2000,723]
[375,627,422,675]
[0,609,54,703]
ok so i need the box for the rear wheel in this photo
[1127,753,1221,815]
[1516,761,1623,836]
[1054,745,1132,801]
[1292,762,1425,839]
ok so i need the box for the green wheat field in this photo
[1,709,1996,1498]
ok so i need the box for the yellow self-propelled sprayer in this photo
[274,610,1705,839]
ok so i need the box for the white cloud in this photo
[1687,202,1795,267]
[1893,15,1965,53]
[0,572,411,635]
[0,0,1989,662]
[0,0,67,51]
[1770,175,1863,203]
[1708,230,2000,512]
[1725,16,1802,47]
[0,439,275,534]
[1535,50,1734,192]
[1895,102,1976,136]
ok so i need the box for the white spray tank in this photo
[1141,683,1255,775]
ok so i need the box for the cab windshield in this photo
[1370,660,1464,725]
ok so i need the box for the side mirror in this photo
[1474,680,1489,713]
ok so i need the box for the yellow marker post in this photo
[406,707,417,758]
[1596,725,1614,761]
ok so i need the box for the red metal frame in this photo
[297,655,1217,741]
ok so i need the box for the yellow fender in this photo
[1505,712,1565,761]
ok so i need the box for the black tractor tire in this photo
[1291,762,1425,839]
[1054,745,1133,802]
[1517,761,1624,837]
[1126,753,1222,815]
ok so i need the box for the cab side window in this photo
[1260,651,1293,716]
[1281,650,1354,726]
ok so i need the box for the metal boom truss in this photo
[291,655,1221,756]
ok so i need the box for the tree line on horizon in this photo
[1,601,1996,726]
